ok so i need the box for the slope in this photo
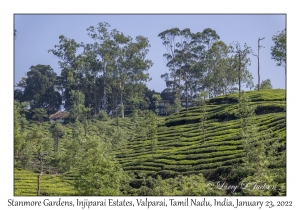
[115,89,286,180]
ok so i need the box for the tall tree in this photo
[158,28,182,112]
[196,91,208,143]
[80,43,103,115]
[113,31,153,118]
[69,90,91,135]
[236,92,274,195]
[147,112,158,158]
[48,36,83,110]
[252,37,265,91]
[236,92,258,164]
[231,42,253,96]
[159,28,220,109]
[32,128,52,196]
[15,65,62,115]
[195,28,220,97]
[172,28,197,113]
[69,90,86,120]
[205,41,237,96]
[86,22,119,112]
[271,28,286,76]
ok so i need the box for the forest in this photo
[14,23,286,196]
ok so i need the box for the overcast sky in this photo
[14,14,286,92]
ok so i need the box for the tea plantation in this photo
[14,168,77,196]
[14,89,286,195]
[115,89,286,180]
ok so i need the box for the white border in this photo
[2,0,299,209]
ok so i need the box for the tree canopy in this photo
[271,29,286,74]
[14,65,62,115]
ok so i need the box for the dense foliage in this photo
[14,90,286,196]
[271,28,286,74]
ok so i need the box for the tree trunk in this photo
[238,53,241,97]
[202,102,206,143]
[185,76,188,113]
[257,37,264,91]
[202,123,205,143]
[37,155,43,196]
[84,120,87,136]
[120,83,124,118]
[258,42,260,91]
[103,63,107,112]
[93,75,98,115]
[37,174,41,196]
[56,137,59,152]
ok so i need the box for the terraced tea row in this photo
[14,89,286,195]
[14,169,76,196]
[116,90,286,178]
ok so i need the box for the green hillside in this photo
[115,89,286,180]
[14,89,286,195]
